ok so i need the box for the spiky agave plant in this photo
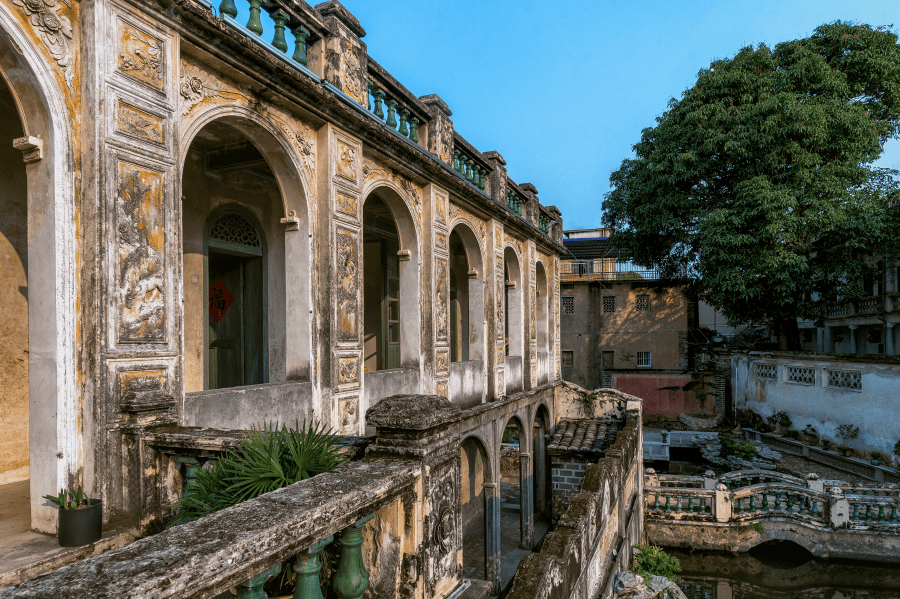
[168,420,347,527]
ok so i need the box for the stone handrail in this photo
[655,474,704,488]
[729,483,830,526]
[844,493,900,525]
[0,459,422,598]
[644,487,716,521]
[718,469,805,488]
[821,480,900,497]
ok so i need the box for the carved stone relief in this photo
[438,118,453,164]
[494,226,502,248]
[505,234,523,257]
[117,101,164,145]
[117,19,164,92]
[179,59,226,115]
[362,159,423,230]
[495,276,504,340]
[436,193,446,225]
[116,162,166,343]
[118,367,173,413]
[336,227,358,341]
[496,370,504,394]
[13,0,74,89]
[337,141,357,182]
[497,346,504,364]
[530,284,536,339]
[270,115,316,185]
[435,232,446,251]
[339,36,365,104]
[531,361,536,386]
[436,258,449,342]
[338,356,359,384]
[338,396,358,435]
[436,379,449,399]
[428,468,457,590]
[436,351,449,373]
[449,203,486,247]
[336,192,358,220]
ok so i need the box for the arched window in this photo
[205,208,267,389]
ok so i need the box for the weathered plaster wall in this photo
[181,148,287,391]
[733,353,900,455]
[612,373,713,421]
[449,360,485,408]
[182,381,314,429]
[0,81,28,480]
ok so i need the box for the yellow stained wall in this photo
[0,82,28,478]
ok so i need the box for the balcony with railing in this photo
[826,295,897,320]
[560,259,681,282]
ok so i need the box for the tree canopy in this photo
[602,22,900,347]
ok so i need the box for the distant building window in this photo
[562,351,574,367]
[826,369,862,391]
[754,363,777,380]
[603,296,616,313]
[636,295,650,312]
[786,366,815,385]
[636,351,651,367]
[602,351,614,369]
[562,296,575,314]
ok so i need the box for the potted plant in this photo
[660,431,669,443]
[836,424,860,457]
[870,451,882,466]
[766,412,792,436]
[43,485,102,547]
[785,429,800,440]
[822,439,833,452]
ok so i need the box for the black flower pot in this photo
[58,499,102,547]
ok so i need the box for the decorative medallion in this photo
[338,356,359,383]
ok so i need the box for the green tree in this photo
[603,22,900,348]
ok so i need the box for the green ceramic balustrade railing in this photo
[647,491,713,516]
[539,216,550,233]
[507,191,523,215]
[452,149,486,190]
[848,497,900,524]
[218,0,312,67]
[229,514,375,599]
[367,83,421,145]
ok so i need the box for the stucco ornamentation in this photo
[338,356,359,383]
[497,347,504,364]
[435,194,446,225]
[362,159,423,229]
[116,162,166,343]
[339,37,364,104]
[336,227,358,340]
[496,370,505,394]
[448,203,486,246]
[436,351,448,373]
[436,379,449,399]
[117,20,164,91]
[530,285,536,338]
[117,102,164,144]
[269,115,316,184]
[495,226,502,248]
[337,142,357,181]
[438,118,453,164]
[179,60,223,115]
[435,232,446,250]
[436,258,449,342]
[336,192,358,220]
[13,0,74,90]
[496,279,504,340]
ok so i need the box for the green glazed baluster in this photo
[878,504,885,522]
[333,514,375,599]
[478,167,486,190]
[787,493,794,511]
[774,492,781,510]
[247,0,264,35]
[372,90,385,119]
[799,496,807,515]
[866,504,873,521]
[220,0,238,18]
[890,504,898,523]
[236,563,281,599]
[700,497,706,514]
[653,494,660,511]
[181,457,201,494]
[453,150,461,172]
[398,109,409,137]
[665,496,671,513]
[749,495,755,512]
[386,100,398,129]
[811,499,818,517]
[294,536,333,599]
[409,117,419,143]
[688,496,694,513]
[271,10,289,52]
[852,502,859,521]
[466,159,475,182]
[292,26,310,65]
[472,165,481,188]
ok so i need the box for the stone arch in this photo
[360,183,422,370]
[532,403,552,517]
[179,107,313,391]
[503,246,524,393]
[0,9,78,533]
[534,260,550,384]
[460,433,495,584]
[448,221,486,364]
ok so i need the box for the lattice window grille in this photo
[210,213,261,248]
[637,351,651,367]
[602,351,614,369]
[561,351,574,367]
[786,366,815,385]
[602,296,616,313]
[754,363,777,380]
[827,369,862,391]
[562,296,575,314]
[636,295,650,312]
[602,372,612,388]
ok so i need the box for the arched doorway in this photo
[448,223,486,406]
[535,261,549,384]
[0,13,77,533]
[504,247,524,393]
[533,404,552,520]
[181,114,311,393]
[461,436,492,583]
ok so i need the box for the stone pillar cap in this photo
[483,150,506,165]
[419,94,452,117]
[314,1,366,37]
[366,394,462,430]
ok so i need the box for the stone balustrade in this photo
[366,79,424,145]
[452,144,488,191]
[507,189,524,215]
[214,0,320,70]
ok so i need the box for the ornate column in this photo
[490,222,506,398]
[519,452,534,549]
[366,395,463,598]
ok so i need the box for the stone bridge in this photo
[644,469,900,562]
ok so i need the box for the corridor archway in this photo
[180,111,312,391]
[448,223,486,406]
[461,435,493,583]
[535,261,549,384]
[504,247,524,393]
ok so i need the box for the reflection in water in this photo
[667,545,900,599]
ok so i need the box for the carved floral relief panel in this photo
[436,351,449,374]
[13,0,74,90]
[435,232,446,251]
[338,355,359,384]
[116,101,164,145]
[335,192,358,220]
[436,379,449,399]
[530,284,536,339]
[117,18,164,92]
[336,226,359,341]
[435,193,447,225]
[435,258,449,343]
[496,370,505,395]
[336,140,358,183]
[116,162,166,344]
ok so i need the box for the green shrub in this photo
[836,424,860,446]
[766,411,792,429]
[633,544,681,580]
[719,435,757,460]
[168,421,347,527]
[893,439,900,458]
[785,429,799,439]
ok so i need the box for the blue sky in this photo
[335,0,900,230]
[238,1,900,230]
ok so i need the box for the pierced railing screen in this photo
[602,296,616,313]
[754,363,777,380]
[636,295,650,312]
[562,296,574,314]
[827,369,862,391]
[786,366,815,385]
